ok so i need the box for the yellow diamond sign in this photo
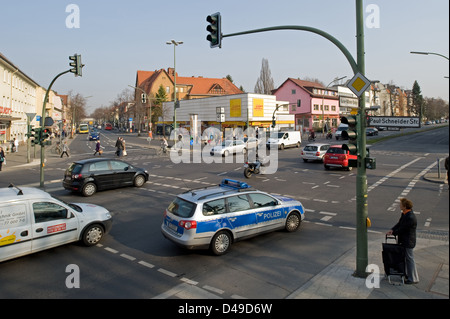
[347,72,371,97]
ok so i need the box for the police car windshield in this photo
[168,197,196,218]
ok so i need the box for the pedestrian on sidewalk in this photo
[386,198,419,284]
[60,141,70,158]
[93,140,103,156]
[14,138,19,152]
[0,146,5,171]
[445,156,449,188]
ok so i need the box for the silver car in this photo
[301,143,330,162]
[210,140,246,156]
[161,179,305,255]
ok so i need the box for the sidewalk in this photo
[287,234,448,299]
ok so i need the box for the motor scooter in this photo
[326,130,333,139]
[244,160,261,178]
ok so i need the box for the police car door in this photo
[31,201,79,253]
[248,193,284,231]
[224,194,257,239]
[0,202,32,262]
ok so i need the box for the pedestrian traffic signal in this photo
[69,54,83,77]
[30,128,41,145]
[341,115,358,167]
[206,12,222,48]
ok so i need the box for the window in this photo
[168,198,196,218]
[291,89,296,94]
[203,199,226,216]
[88,161,109,172]
[248,193,277,208]
[227,195,251,213]
[33,202,68,223]
[110,160,129,171]
[313,104,319,111]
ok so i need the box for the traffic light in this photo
[69,54,83,77]
[141,93,147,104]
[206,12,222,48]
[30,128,41,145]
[40,128,51,145]
[341,115,357,167]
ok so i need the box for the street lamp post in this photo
[410,51,449,60]
[166,40,183,132]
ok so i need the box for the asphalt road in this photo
[0,125,448,299]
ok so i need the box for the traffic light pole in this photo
[39,69,71,188]
[355,0,368,278]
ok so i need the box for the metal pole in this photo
[40,69,71,188]
[355,0,368,278]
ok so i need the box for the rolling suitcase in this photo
[382,235,406,284]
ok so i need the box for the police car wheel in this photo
[285,212,301,232]
[82,224,104,246]
[211,231,232,255]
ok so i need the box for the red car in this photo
[105,123,113,130]
[323,145,357,171]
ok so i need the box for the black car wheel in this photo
[134,175,146,187]
[82,182,97,197]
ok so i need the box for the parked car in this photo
[323,145,357,171]
[63,158,149,196]
[301,143,330,162]
[161,179,305,255]
[0,185,112,262]
[210,140,247,156]
[366,127,378,136]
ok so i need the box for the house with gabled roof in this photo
[273,78,340,132]
[135,68,242,102]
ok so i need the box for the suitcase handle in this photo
[385,234,397,243]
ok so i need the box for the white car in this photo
[301,143,330,162]
[210,140,247,156]
[0,185,112,262]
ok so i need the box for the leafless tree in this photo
[254,58,274,94]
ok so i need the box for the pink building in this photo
[273,78,340,132]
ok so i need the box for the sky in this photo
[1,0,448,113]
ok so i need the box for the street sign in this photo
[368,116,420,128]
[347,72,371,97]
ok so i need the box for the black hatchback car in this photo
[63,158,149,196]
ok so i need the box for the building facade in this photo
[273,78,340,132]
[0,52,69,150]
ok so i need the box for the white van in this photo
[266,131,302,150]
[334,124,348,140]
[0,185,112,263]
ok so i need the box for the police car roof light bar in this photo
[220,179,250,190]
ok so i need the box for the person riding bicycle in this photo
[309,129,315,140]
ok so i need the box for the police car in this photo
[161,179,305,255]
[0,185,112,262]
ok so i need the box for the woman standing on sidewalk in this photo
[0,146,5,171]
[386,198,419,284]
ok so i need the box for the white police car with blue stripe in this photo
[161,179,305,255]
